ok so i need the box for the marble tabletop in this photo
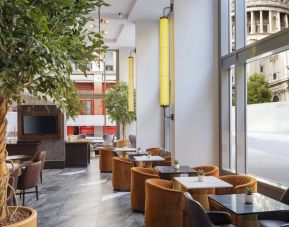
[174,176,233,189]
[209,193,289,215]
[133,155,165,162]
[114,147,136,152]
[127,151,148,156]
[6,155,32,161]
[154,166,197,174]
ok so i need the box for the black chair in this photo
[17,161,41,205]
[258,189,289,227]
[183,192,235,227]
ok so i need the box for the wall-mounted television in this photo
[18,105,62,140]
[23,116,58,135]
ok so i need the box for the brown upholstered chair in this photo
[215,175,257,195]
[99,147,116,173]
[131,167,159,212]
[112,157,133,191]
[146,147,162,156]
[33,150,46,183]
[145,179,184,227]
[190,165,219,194]
[17,161,42,205]
[7,168,20,206]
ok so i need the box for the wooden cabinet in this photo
[65,142,90,167]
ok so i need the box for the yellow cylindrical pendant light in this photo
[128,56,134,112]
[160,16,169,107]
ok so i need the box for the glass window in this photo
[230,67,236,172]
[230,0,236,52]
[67,50,118,138]
[246,50,289,186]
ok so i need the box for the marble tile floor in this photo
[21,157,144,227]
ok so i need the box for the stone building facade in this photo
[232,0,289,102]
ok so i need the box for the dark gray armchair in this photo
[258,189,289,227]
[128,135,136,148]
[184,192,235,227]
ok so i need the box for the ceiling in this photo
[88,0,170,49]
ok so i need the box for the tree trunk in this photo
[122,122,126,140]
[0,96,8,221]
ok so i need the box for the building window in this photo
[80,100,93,115]
[273,95,279,102]
[260,66,264,73]
[273,73,277,80]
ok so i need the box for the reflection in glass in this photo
[246,50,289,186]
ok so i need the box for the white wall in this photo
[173,0,219,166]
[119,47,137,138]
[135,21,164,150]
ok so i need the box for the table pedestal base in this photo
[189,189,209,211]
[237,215,258,227]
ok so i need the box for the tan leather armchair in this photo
[190,165,219,194]
[211,175,257,213]
[192,165,220,177]
[215,175,257,195]
[145,179,184,227]
[130,167,159,212]
[112,157,133,191]
[146,147,162,156]
[99,147,116,173]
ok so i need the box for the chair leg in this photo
[13,196,16,206]
[22,190,25,206]
[40,171,43,184]
[35,186,39,200]
[20,190,22,198]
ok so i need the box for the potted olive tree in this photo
[104,82,136,146]
[244,187,254,204]
[197,170,205,182]
[0,0,108,226]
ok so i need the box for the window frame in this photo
[220,0,289,187]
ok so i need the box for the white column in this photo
[251,11,255,33]
[269,11,272,33]
[277,12,281,31]
[135,21,163,149]
[260,11,263,33]
[285,14,288,28]
[173,0,219,166]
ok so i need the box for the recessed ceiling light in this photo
[102,30,108,35]
[100,19,109,24]
[89,24,98,29]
